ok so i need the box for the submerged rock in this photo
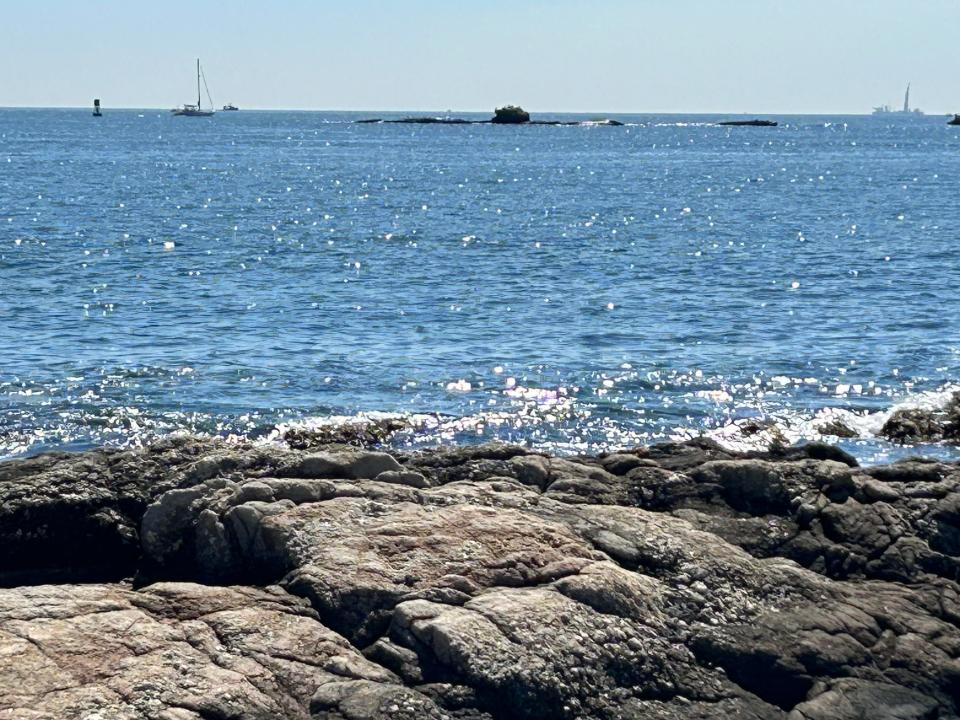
[718,119,778,127]
[881,408,946,442]
[816,418,860,438]
[0,437,958,718]
[581,118,624,126]
[387,117,476,125]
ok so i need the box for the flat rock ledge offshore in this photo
[1,435,958,719]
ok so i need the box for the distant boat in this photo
[172,59,215,117]
[873,83,924,116]
[949,114,960,126]
[92,98,102,117]
[222,103,239,111]
[719,119,777,127]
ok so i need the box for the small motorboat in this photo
[948,114,960,126]
[222,103,239,111]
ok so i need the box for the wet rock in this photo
[387,117,475,125]
[880,392,960,443]
[946,393,960,440]
[881,409,945,443]
[582,118,624,126]
[816,419,859,438]
[282,417,410,450]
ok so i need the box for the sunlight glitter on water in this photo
[2,110,960,463]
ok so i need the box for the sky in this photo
[0,0,958,114]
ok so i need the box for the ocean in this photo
[1,108,959,463]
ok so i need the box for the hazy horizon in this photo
[1,0,958,115]
[2,107,954,117]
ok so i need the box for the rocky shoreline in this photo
[1,434,957,719]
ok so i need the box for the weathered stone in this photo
[296,450,402,480]
[599,453,648,475]
[1,438,958,719]
[0,582,424,719]
[373,470,431,489]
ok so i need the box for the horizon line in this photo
[1,105,958,117]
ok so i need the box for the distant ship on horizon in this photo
[873,83,924,116]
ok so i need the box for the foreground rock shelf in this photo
[1,436,958,719]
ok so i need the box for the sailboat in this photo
[172,59,215,117]
[872,83,924,116]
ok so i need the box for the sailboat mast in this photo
[903,83,910,113]
[197,59,201,109]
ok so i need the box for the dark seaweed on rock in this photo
[0,437,958,719]
[281,417,412,451]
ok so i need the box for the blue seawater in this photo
[1,108,959,463]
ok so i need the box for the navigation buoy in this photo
[92,98,102,117]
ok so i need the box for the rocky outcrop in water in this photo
[490,106,530,124]
[1,436,958,719]
[718,119,778,127]
[354,109,624,127]
[880,391,960,443]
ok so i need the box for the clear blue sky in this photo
[1,0,957,113]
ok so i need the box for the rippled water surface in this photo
[2,108,959,462]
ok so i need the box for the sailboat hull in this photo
[173,109,214,117]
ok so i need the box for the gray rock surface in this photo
[1,437,958,719]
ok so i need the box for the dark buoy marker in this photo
[92,98,102,117]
